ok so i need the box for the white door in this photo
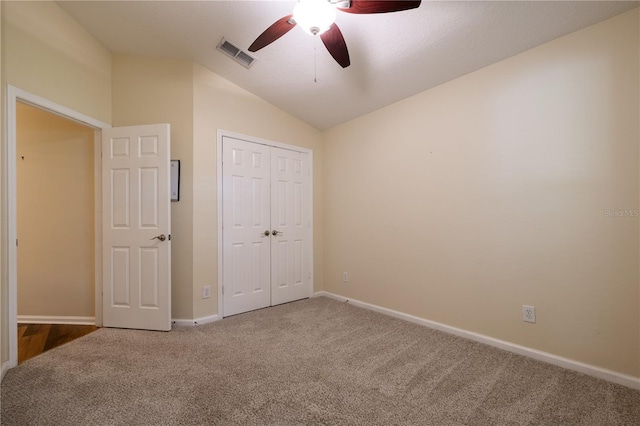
[222,136,312,317]
[270,147,312,305]
[102,124,171,331]
[222,137,272,316]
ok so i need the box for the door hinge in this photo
[16,239,18,247]
[222,285,224,295]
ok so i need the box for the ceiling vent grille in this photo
[217,38,256,69]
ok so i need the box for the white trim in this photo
[7,86,18,369]
[171,319,194,327]
[93,132,103,327]
[218,129,313,155]
[9,86,110,130]
[172,314,220,327]
[216,133,224,319]
[313,291,640,391]
[17,315,96,325]
[307,150,314,300]
[216,129,314,319]
[1,361,10,381]
[5,85,111,369]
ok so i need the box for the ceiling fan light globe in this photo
[293,0,336,36]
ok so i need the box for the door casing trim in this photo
[216,129,314,319]
[4,85,110,369]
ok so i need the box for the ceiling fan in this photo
[248,0,422,68]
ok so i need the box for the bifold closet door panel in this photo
[270,147,312,306]
[222,137,271,317]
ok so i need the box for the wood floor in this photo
[18,323,98,364]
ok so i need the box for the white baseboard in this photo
[313,291,640,391]
[1,361,10,381]
[17,315,96,325]
[172,314,220,327]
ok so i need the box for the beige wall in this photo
[323,9,640,377]
[16,102,95,317]
[192,63,323,319]
[1,1,111,371]
[111,55,195,319]
[2,1,111,124]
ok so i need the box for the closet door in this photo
[270,147,312,306]
[222,137,271,316]
[222,136,312,317]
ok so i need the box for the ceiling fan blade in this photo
[248,14,296,52]
[338,0,421,14]
[320,24,350,68]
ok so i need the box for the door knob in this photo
[151,234,166,242]
[261,230,270,237]
[272,230,283,236]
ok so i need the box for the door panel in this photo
[102,124,171,331]
[111,248,130,306]
[222,137,271,316]
[140,247,160,307]
[270,147,311,306]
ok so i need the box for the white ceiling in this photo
[58,1,638,130]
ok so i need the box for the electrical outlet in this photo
[522,305,536,323]
[343,272,349,283]
[203,285,211,299]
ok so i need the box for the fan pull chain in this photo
[314,46,317,83]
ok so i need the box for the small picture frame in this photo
[171,160,180,202]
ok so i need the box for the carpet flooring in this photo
[1,297,639,425]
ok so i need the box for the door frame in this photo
[5,85,111,368]
[216,129,314,318]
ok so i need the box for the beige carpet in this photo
[2,297,639,425]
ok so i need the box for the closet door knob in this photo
[272,230,283,236]
[261,230,270,237]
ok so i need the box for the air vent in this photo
[217,38,256,69]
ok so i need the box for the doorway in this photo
[16,102,96,324]
[6,85,110,369]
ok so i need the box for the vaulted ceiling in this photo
[58,1,639,130]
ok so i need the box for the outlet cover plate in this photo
[203,285,211,299]
[523,305,536,323]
